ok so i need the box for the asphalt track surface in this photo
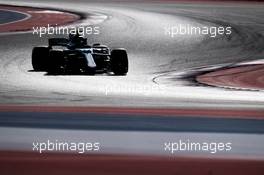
[0,0,264,108]
[0,0,264,174]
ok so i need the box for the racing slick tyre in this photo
[47,50,65,74]
[110,49,128,75]
[32,47,50,71]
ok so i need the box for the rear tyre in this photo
[32,47,50,71]
[110,49,128,75]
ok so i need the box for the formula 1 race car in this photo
[32,33,128,75]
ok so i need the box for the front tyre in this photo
[32,47,50,71]
[110,49,128,75]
